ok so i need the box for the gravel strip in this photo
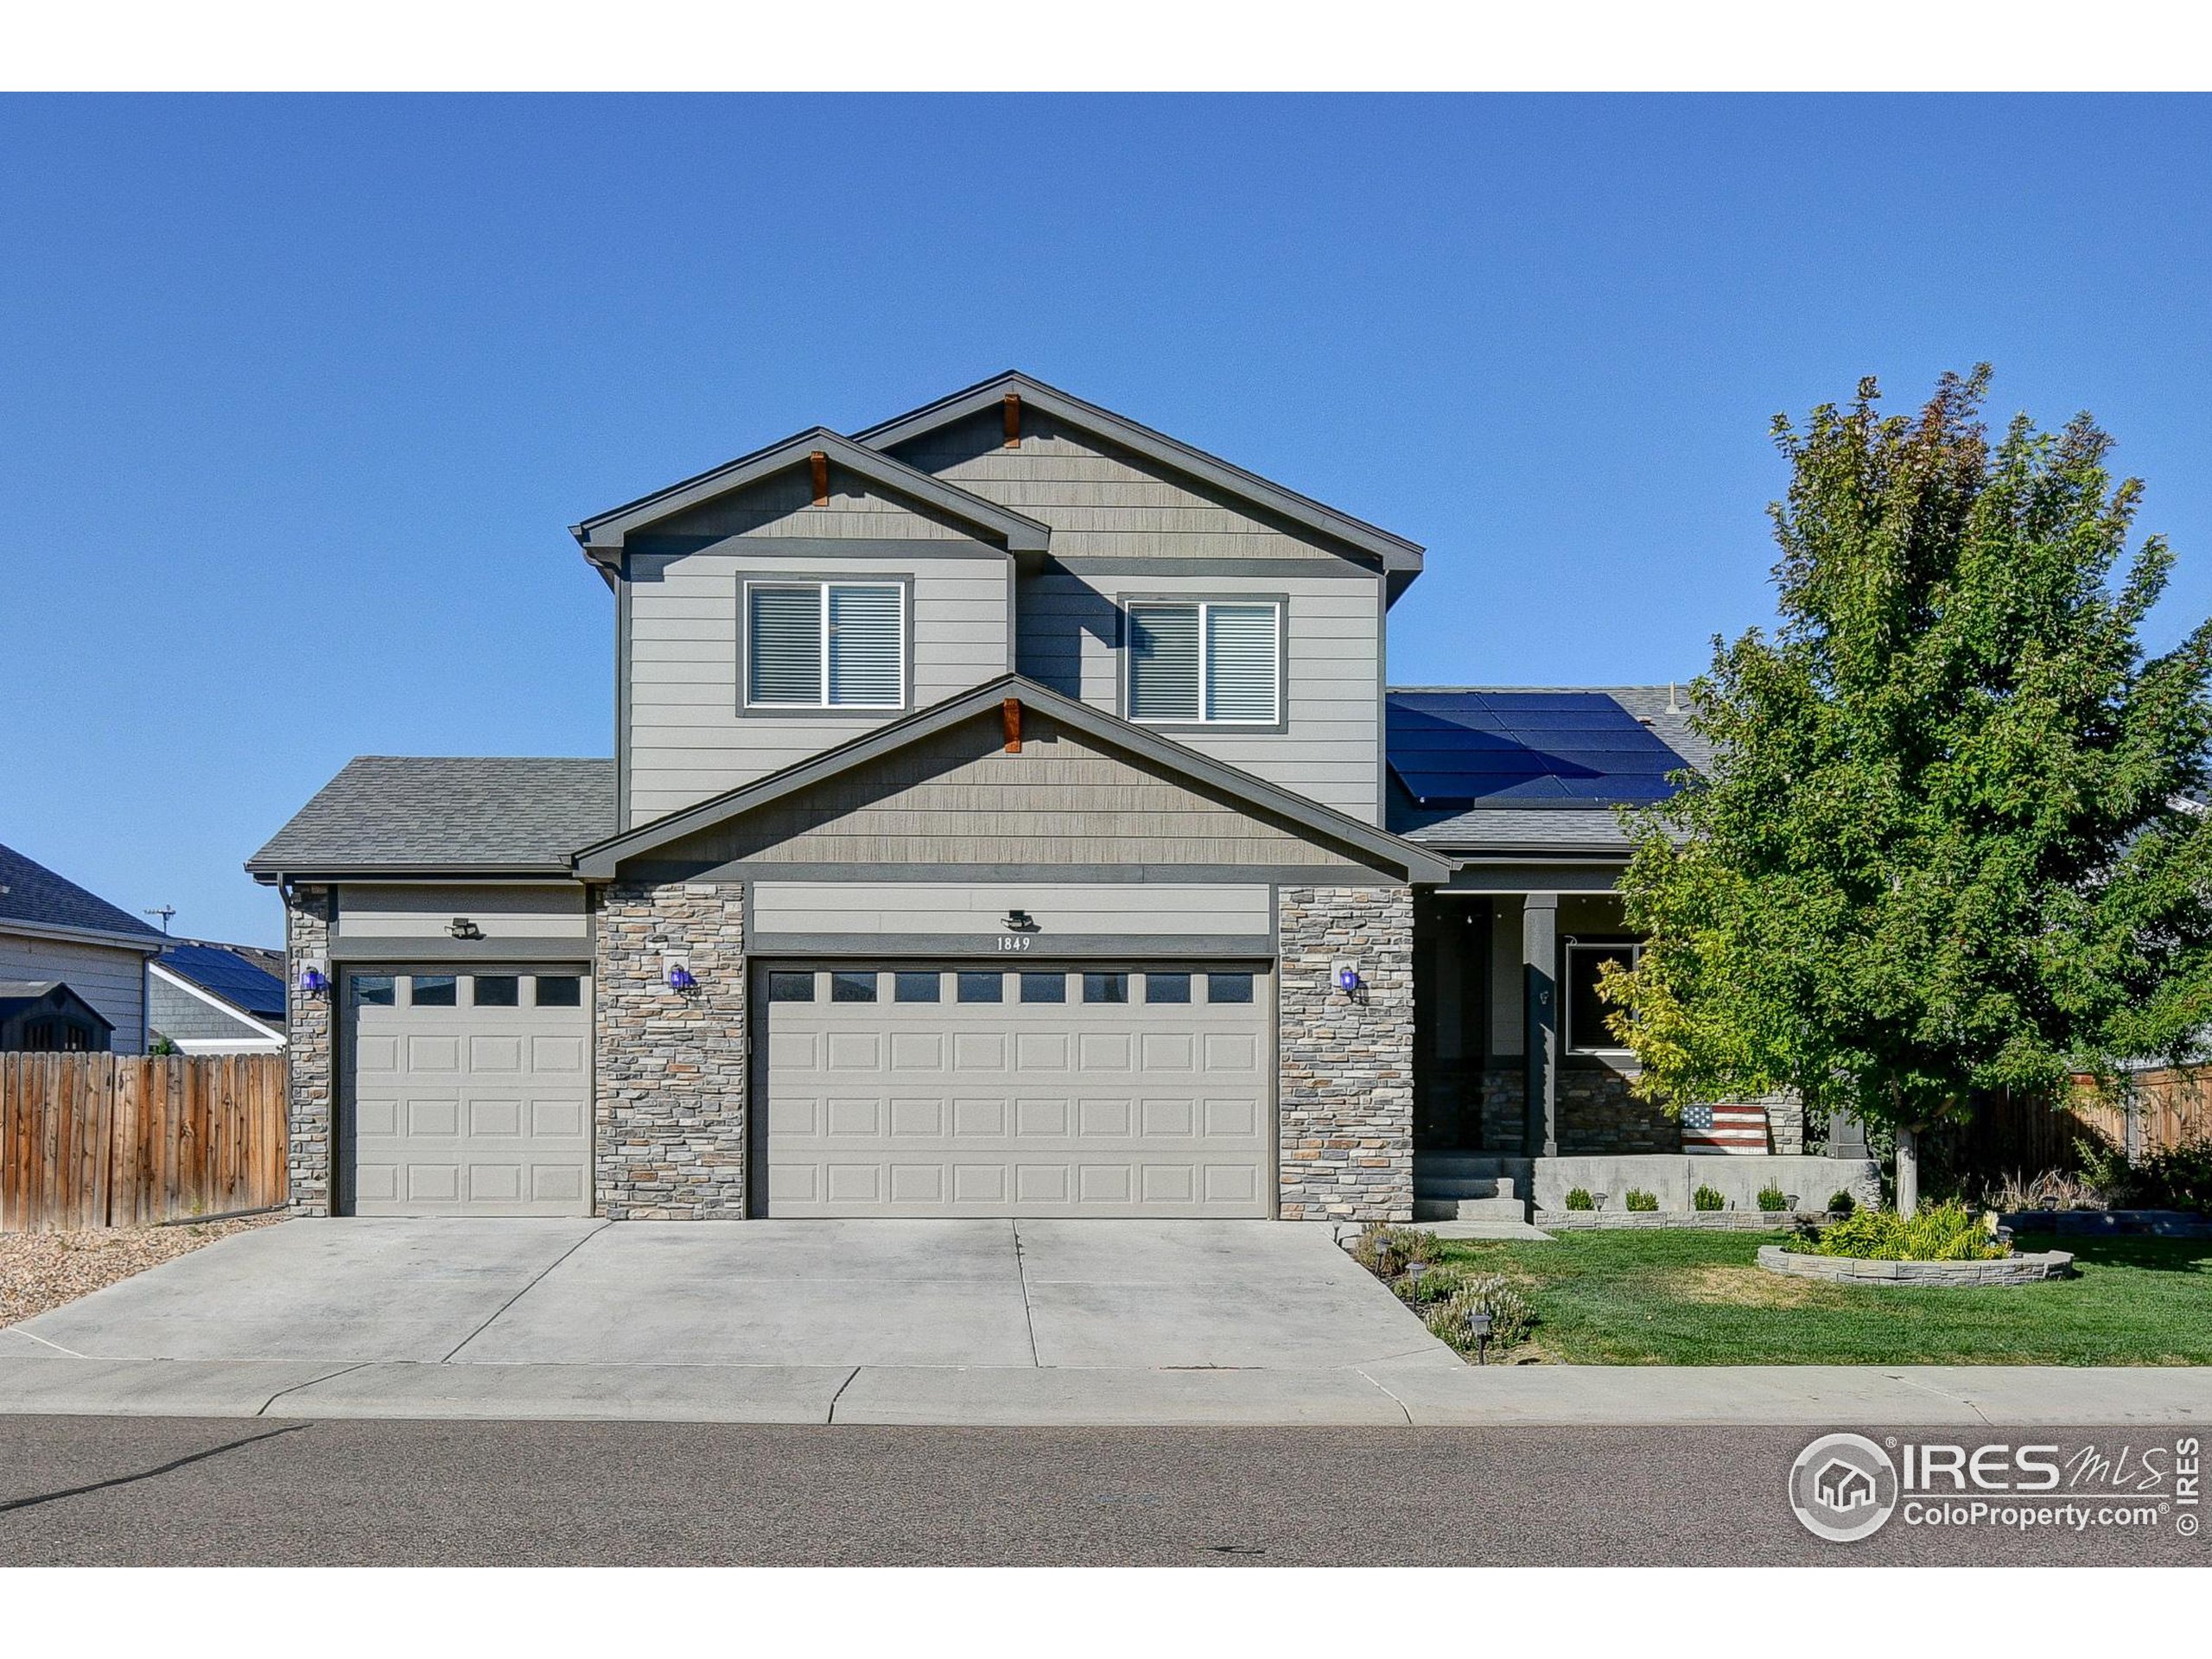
[0,1215,283,1327]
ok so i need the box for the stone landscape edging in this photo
[1756,1243,2074,1286]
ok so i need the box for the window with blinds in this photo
[746,580,905,709]
[1126,599,1281,724]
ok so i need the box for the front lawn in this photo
[1429,1229,2212,1365]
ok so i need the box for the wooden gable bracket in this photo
[1002,391,1021,449]
[808,448,830,506]
[1001,696,1022,753]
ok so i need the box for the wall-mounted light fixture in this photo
[299,965,330,998]
[1335,966,1362,995]
[1003,908,1039,933]
[667,964,698,994]
[449,918,483,940]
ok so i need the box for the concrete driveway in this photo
[1,1218,1458,1421]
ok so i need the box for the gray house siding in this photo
[887,409,1387,825]
[624,531,1014,826]
[887,407,1358,561]
[149,974,278,1048]
[0,931,149,1052]
[626,707,1391,880]
[1014,569,1382,823]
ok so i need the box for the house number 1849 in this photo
[995,935,1033,952]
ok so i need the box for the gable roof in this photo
[575,674,1452,884]
[0,841,166,946]
[157,940,288,1021]
[0,980,114,1030]
[854,371,1425,575]
[247,757,615,880]
[570,427,1052,563]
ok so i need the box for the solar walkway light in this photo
[1467,1308,1493,1365]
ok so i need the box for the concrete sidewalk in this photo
[0,1352,2205,1426]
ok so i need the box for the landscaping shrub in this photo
[1423,1274,1535,1354]
[1350,1224,1441,1277]
[2132,1135,2212,1214]
[1692,1185,1726,1211]
[1827,1190,1855,1216]
[1787,1199,2010,1262]
[1984,1167,2107,1214]
[1564,1187,1596,1211]
[1757,1185,1790,1212]
[1624,1189,1658,1211]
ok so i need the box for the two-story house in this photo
[251,373,1871,1224]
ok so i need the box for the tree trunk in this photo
[1896,1122,1921,1217]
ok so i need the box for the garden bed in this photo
[1757,1242,2073,1286]
[1535,1209,1842,1231]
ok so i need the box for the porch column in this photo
[1522,891,1559,1157]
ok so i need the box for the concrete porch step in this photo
[1413,1176,1519,1200]
[1412,1196,1530,1223]
[1413,1154,1511,1179]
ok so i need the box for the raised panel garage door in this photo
[342,969,593,1217]
[756,963,1273,1217]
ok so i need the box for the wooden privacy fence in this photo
[1,1052,288,1232]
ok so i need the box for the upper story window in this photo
[1125,599,1282,726]
[745,580,906,710]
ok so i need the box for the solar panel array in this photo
[1386,691,1690,806]
[162,944,288,1019]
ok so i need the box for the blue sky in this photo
[5,94,2209,946]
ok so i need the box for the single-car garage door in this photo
[755,963,1272,1217]
[343,968,592,1217]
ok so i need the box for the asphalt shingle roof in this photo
[0,842,166,941]
[1386,684,1708,851]
[246,758,616,877]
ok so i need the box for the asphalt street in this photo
[1,1416,2202,1566]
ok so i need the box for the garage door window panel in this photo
[894,972,941,1002]
[767,971,816,1001]
[1144,972,1192,1004]
[957,972,1003,1003]
[474,975,519,1007]
[830,970,879,1002]
[535,976,581,1007]
[410,976,457,1007]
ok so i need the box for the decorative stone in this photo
[1277,886,1414,1224]
[283,884,334,1216]
[1756,1243,2075,1285]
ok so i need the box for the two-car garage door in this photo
[755,963,1273,1217]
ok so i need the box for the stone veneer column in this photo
[1276,886,1414,1223]
[283,884,334,1215]
[594,880,748,1219]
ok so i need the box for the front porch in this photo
[1408,885,1878,1221]
[1411,887,1794,1158]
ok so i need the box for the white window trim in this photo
[743,578,908,711]
[1566,941,1642,1054]
[1124,597,1283,727]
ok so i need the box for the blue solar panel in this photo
[1387,692,1691,806]
[162,944,287,1018]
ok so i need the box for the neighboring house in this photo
[149,939,289,1054]
[0,982,114,1052]
[250,372,1870,1223]
[0,841,165,1052]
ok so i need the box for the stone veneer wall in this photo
[1557,1061,1681,1154]
[283,884,334,1216]
[1277,886,1414,1222]
[1478,1066,1523,1153]
[594,881,748,1219]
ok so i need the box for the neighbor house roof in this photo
[574,673,1454,885]
[0,980,114,1030]
[1386,684,1707,855]
[853,370,1426,576]
[569,426,1052,563]
[0,842,167,946]
[246,758,616,880]
[156,940,289,1022]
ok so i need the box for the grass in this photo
[1430,1229,2212,1365]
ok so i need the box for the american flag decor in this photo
[1682,1101,1770,1154]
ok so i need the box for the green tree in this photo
[1602,367,2212,1213]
